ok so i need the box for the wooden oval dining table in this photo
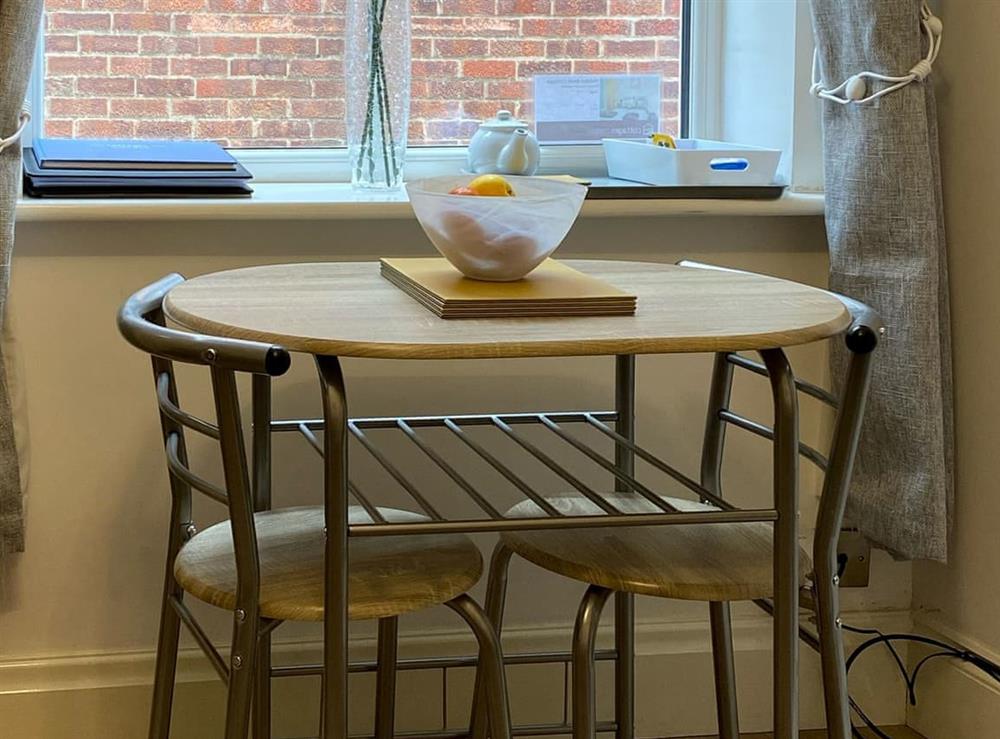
[163,258,856,739]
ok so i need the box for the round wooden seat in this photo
[174,506,483,622]
[501,494,810,602]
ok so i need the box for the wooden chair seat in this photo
[500,494,810,602]
[174,506,483,622]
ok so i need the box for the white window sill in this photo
[16,182,825,223]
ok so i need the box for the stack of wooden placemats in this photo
[380,257,637,319]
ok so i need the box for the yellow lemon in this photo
[467,174,515,196]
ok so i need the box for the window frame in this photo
[23,0,822,191]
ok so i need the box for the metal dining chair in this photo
[118,274,512,739]
[474,261,881,739]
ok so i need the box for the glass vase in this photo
[345,0,411,189]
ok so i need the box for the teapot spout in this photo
[497,129,539,176]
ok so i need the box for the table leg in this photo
[613,355,635,739]
[761,349,800,739]
[317,356,351,739]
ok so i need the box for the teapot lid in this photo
[479,109,530,131]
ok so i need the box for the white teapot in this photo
[467,110,541,176]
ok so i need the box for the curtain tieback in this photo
[0,111,30,155]
[811,2,943,105]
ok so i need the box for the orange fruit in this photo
[467,174,515,196]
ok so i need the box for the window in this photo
[36,0,686,149]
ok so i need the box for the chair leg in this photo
[470,542,515,739]
[374,617,399,739]
[224,610,260,739]
[148,593,183,739]
[708,602,740,739]
[447,594,512,739]
[572,585,613,739]
[814,580,851,739]
[253,630,272,739]
[613,592,634,739]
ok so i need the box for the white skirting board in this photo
[0,610,911,739]
[907,615,1000,739]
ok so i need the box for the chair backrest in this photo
[677,260,882,585]
[118,274,291,616]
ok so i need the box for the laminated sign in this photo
[533,74,661,144]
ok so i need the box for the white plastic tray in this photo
[602,138,782,187]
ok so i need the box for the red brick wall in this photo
[43,0,682,147]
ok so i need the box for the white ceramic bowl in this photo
[406,175,587,281]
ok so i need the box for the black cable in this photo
[841,623,1000,736]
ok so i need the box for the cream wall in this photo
[0,212,912,736]
[908,1,1000,735]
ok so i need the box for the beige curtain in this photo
[0,0,43,554]
[810,0,953,561]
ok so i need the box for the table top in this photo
[163,260,851,360]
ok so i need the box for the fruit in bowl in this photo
[449,174,516,197]
[406,174,587,282]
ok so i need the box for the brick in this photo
[197,78,254,97]
[83,0,143,8]
[312,119,346,138]
[258,120,311,138]
[43,0,83,9]
[440,0,495,14]
[609,0,661,13]
[628,59,679,76]
[111,57,170,75]
[318,38,343,55]
[170,58,229,76]
[489,40,545,57]
[47,55,108,75]
[208,0,264,9]
[76,76,135,95]
[574,60,628,73]
[411,100,463,119]
[412,60,459,78]
[146,0,205,8]
[486,81,528,99]
[195,119,253,139]
[554,0,607,13]
[290,16,342,34]
[77,119,135,137]
[134,120,194,138]
[260,36,318,55]
[288,59,338,76]
[427,78,485,98]
[603,40,657,57]
[462,60,516,78]
[425,120,479,141]
[255,79,312,97]
[266,0,322,10]
[80,34,139,52]
[48,97,109,116]
[230,59,289,76]
[137,78,194,97]
[171,98,228,116]
[111,98,170,117]
[518,60,572,77]
[522,19,576,36]
[497,0,551,13]
[142,36,200,54]
[45,119,75,137]
[230,98,289,119]
[47,12,111,31]
[634,18,680,36]
[462,100,515,121]
[435,39,489,58]
[545,39,600,58]
[45,35,80,52]
[191,14,292,33]
[657,38,679,57]
[46,78,75,96]
[113,13,171,32]
[577,18,628,35]
[198,36,258,54]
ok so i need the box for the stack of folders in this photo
[23,138,253,198]
[380,257,637,319]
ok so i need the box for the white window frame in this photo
[24,0,822,191]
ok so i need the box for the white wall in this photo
[909,1,1000,735]
[0,211,911,736]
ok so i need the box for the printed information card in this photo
[533,74,661,144]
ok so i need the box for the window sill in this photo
[15,182,825,223]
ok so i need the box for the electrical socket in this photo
[836,528,871,587]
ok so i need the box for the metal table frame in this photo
[298,343,844,739]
